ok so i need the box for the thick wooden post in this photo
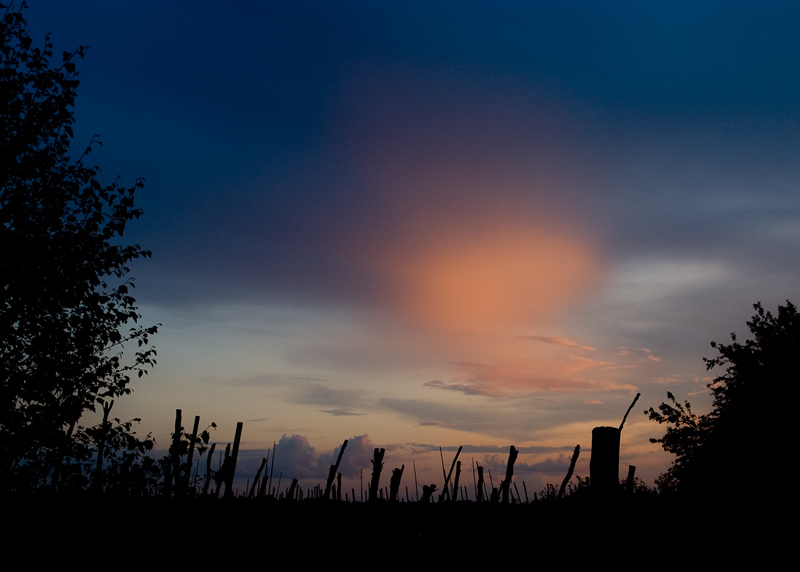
[590,426,620,495]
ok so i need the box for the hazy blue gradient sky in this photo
[23,1,800,493]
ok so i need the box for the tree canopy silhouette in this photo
[1,3,157,491]
[647,301,799,496]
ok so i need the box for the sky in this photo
[22,1,800,496]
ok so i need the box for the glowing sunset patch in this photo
[375,221,600,335]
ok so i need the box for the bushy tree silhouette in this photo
[1,3,157,491]
[648,301,799,496]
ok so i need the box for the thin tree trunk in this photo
[91,400,113,494]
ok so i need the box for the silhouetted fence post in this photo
[287,478,298,500]
[203,443,216,496]
[324,439,348,500]
[590,427,619,495]
[438,446,462,502]
[625,465,636,494]
[166,409,183,497]
[590,393,641,497]
[476,465,485,502]
[257,448,270,497]
[389,464,404,501]
[558,444,580,499]
[223,422,243,500]
[369,448,385,502]
[184,415,200,492]
[250,457,267,499]
[421,484,437,502]
[413,460,419,501]
[215,443,230,498]
[500,446,518,504]
[268,441,276,497]
[452,461,461,501]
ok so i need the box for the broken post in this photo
[625,465,636,494]
[389,464,405,502]
[369,447,385,502]
[500,446,519,504]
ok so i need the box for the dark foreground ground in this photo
[3,494,780,570]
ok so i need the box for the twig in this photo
[619,392,641,431]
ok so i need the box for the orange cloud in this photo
[523,336,596,352]
[425,358,637,396]
[615,347,662,363]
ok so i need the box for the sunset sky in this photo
[24,1,800,495]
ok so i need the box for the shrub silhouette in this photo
[647,301,799,497]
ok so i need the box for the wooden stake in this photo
[438,446,463,502]
[558,444,581,499]
[324,439,348,500]
[184,415,200,492]
[413,459,419,502]
[222,421,243,500]
[500,446,518,504]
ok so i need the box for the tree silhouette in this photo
[647,301,799,497]
[1,3,157,491]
